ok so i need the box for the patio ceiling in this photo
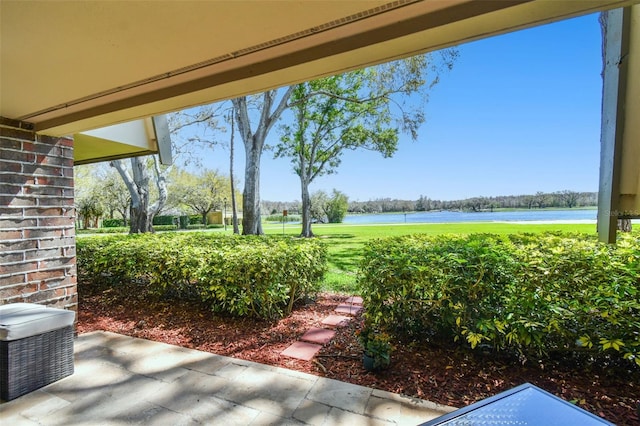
[1,0,639,241]
[2,0,637,137]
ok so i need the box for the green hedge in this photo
[153,215,176,226]
[76,224,177,234]
[77,233,327,319]
[264,214,301,223]
[102,218,124,228]
[77,227,128,234]
[358,232,640,366]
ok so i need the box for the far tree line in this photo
[350,191,597,214]
[78,181,594,230]
[261,190,597,218]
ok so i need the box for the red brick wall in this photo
[0,117,77,311]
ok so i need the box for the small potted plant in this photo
[357,325,392,371]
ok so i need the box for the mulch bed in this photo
[77,289,639,425]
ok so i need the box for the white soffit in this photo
[73,116,172,166]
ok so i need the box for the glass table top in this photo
[420,383,614,426]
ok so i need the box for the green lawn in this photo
[263,221,597,292]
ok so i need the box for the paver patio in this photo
[0,331,455,425]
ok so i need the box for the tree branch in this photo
[287,89,389,108]
[110,159,140,208]
[232,97,252,144]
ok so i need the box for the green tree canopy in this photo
[325,189,349,223]
[276,51,457,237]
[168,168,236,224]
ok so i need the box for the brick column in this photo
[0,117,77,311]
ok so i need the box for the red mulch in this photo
[78,289,639,425]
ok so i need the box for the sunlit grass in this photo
[264,221,597,292]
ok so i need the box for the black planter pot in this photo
[363,352,376,371]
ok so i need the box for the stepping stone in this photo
[281,341,322,361]
[300,327,335,344]
[335,304,362,315]
[344,296,363,305]
[322,314,351,328]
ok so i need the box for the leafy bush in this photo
[77,233,328,319]
[187,224,207,229]
[358,232,640,366]
[178,216,189,229]
[102,218,125,228]
[154,225,178,232]
[153,215,176,226]
[77,227,128,234]
[76,224,178,234]
[264,214,301,223]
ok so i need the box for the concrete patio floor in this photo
[1,331,456,425]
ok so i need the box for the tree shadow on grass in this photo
[330,249,362,272]
[318,233,356,240]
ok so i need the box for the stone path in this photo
[281,296,363,361]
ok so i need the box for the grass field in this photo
[263,221,597,292]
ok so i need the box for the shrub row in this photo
[153,215,176,226]
[77,225,178,234]
[77,233,327,319]
[102,218,125,228]
[264,214,302,223]
[358,232,640,366]
[95,215,194,228]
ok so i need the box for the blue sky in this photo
[191,12,603,202]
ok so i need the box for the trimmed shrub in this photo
[77,233,327,319]
[153,215,176,226]
[358,232,640,366]
[154,225,178,232]
[77,227,127,234]
[102,218,125,228]
[178,216,189,229]
[76,225,178,234]
[264,214,301,223]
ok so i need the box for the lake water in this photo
[343,209,598,225]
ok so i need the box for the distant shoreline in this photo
[346,206,598,215]
[342,208,601,225]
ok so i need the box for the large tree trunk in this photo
[242,138,263,235]
[229,107,240,234]
[129,156,152,233]
[130,203,152,233]
[232,89,293,235]
[111,156,167,234]
[148,155,168,225]
[300,176,313,237]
